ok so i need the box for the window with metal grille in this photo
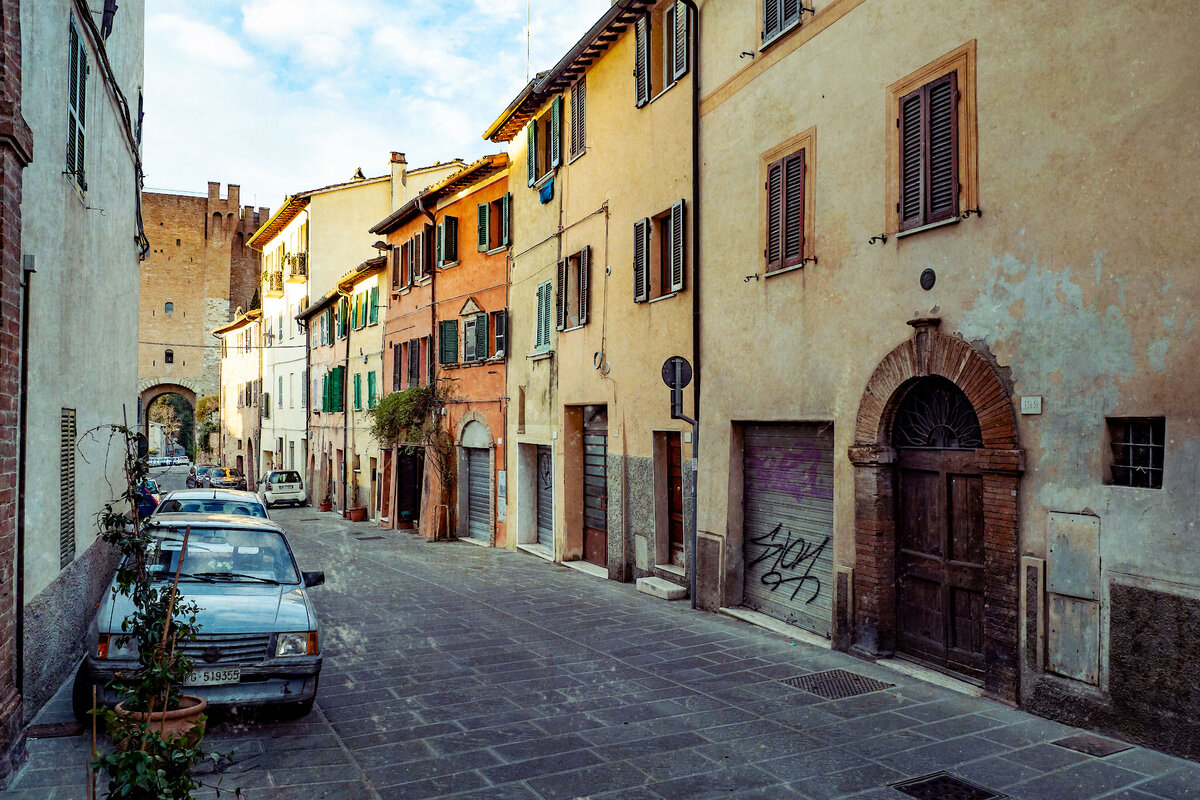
[1106,417,1165,489]
[60,409,77,569]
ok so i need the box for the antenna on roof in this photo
[526,0,531,83]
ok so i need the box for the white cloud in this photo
[147,13,255,70]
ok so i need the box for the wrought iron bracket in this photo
[960,207,982,219]
[743,273,761,282]
[868,233,888,245]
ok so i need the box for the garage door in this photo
[536,446,554,550]
[742,423,834,637]
[466,448,490,542]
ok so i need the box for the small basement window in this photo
[1106,417,1164,489]
[164,349,174,364]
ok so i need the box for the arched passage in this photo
[138,381,198,457]
[849,318,1023,702]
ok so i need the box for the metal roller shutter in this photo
[536,446,554,550]
[741,423,835,637]
[466,448,490,542]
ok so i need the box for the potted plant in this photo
[345,482,367,522]
[86,424,225,799]
[319,483,333,512]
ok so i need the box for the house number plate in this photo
[184,667,240,686]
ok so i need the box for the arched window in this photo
[165,301,174,314]
[892,377,981,449]
[164,349,174,364]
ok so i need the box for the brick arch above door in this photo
[848,318,1023,703]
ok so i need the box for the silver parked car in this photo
[73,513,325,719]
[154,488,270,519]
[257,470,307,508]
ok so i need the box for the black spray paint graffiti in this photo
[747,523,830,604]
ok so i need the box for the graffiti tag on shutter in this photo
[746,523,829,604]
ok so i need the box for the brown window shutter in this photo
[926,71,959,224]
[766,158,784,271]
[555,258,568,330]
[392,340,402,391]
[571,79,586,158]
[670,200,685,292]
[898,86,924,232]
[578,246,591,326]
[782,150,805,267]
[634,16,650,107]
[633,218,650,302]
[406,238,415,286]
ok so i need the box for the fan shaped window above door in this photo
[892,377,982,450]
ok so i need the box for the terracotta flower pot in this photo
[113,695,207,747]
[319,501,333,512]
[346,507,367,522]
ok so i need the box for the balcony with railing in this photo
[263,270,285,297]
[285,252,308,282]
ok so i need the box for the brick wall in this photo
[0,0,33,781]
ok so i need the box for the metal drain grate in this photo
[891,772,1004,800]
[782,669,894,699]
[1053,733,1132,757]
[355,536,385,541]
[27,722,83,739]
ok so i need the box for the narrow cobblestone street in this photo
[3,507,1198,800]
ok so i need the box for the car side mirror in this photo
[303,571,325,588]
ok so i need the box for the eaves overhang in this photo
[211,307,262,338]
[246,195,311,250]
[296,255,387,319]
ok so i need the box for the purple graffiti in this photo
[746,442,833,504]
[747,523,829,604]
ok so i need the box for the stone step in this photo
[636,576,687,601]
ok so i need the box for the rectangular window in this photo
[898,72,959,232]
[67,17,89,191]
[407,338,420,387]
[262,394,271,419]
[535,281,553,352]
[462,312,489,362]
[478,194,512,251]
[367,371,378,409]
[492,310,507,358]
[438,216,459,266]
[353,373,362,411]
[634,200,685,302]
[278,376,284,407]
[60,408,77,569]
[439,319,459,365]
[526,99,562,186]
[570,78,587,159]
[634,1,687,107]
[556,246,591,330]
[762,0,803,46]
[1107,418,1165,489]
[765,148,806,271]
[393,341,403,391]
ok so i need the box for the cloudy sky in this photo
[143,0,610,211]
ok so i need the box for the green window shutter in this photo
[526,122,537,187]
[477,203,489,252]
[550,95,563,169]
[579,246,591,326]
[634,16,650,107]
[535,285,547,349]
[673,1,689,81]
[336,366,345,411]
[670,199,686,292]
[353,373,362,410]
[555,258,567,331]
[440,320,458,364]
[446,215,458,261]
[368,371,377,408]
[500,195,511,247]
[369,286,379,324]
[436,221,445,265]
[633,218,650,302]
[323,373,331,412]
[476,312,488,360]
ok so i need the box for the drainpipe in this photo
[680,0,701,610]
[16,255,35,693]
[338,290,351,512]
[416,196,443,536]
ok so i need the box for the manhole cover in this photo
[782,669,893,699]
[27,722,83,739]
[891,772,1004,800]
[1053,733,1132,757]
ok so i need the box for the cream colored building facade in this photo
[694,0,1200,755]
[213,310,262,480]
[488,0,696,584]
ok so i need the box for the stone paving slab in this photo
[1,506,1198,799]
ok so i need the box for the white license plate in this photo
[184,667,240,686]
[279,484,297,491]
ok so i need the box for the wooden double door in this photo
[895,448,985,680]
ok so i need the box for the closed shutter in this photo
[782,150,805,267]
[570,79,586,158]
[578,246,590,326]
[477,203,489,251]
[536,445,554,549]
[440,320,458,364]
[535,285,547,349]
[369,286,379,324]
[407,338,420,387]
[424,224,434,274]
[393,341,402,390]
[763,0,780,40]
[67,20,88,189]
[526,122,537,187]
[634,16,650,107]
[741,423,835,638]
[60,409,77,568]
[633,218,650,302]
[406,239,415,285]
[672,1,688,81]
[436,221,445,265]
[555,259,567,331]
[475,312,488,360]
[500,195,511,246]
[783,0,800,30]
[766,158,784,270]
[392,247,400,288]
[368,371,377,408]
[927,72,959,224]
[464,316,476,362]
[334,367,344,411]
[466,448,491,542]
[353,373,362,410]
[494,310,507,356]
[670,200,685,292]
[445,215,458,261]
[550,95,563,169]
[899,87,924,231]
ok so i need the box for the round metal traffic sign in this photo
[662,356,692,389]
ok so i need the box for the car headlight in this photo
[276,631,318,657]
[97,634,138,659]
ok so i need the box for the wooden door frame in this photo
[848,319,1023,703]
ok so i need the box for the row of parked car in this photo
[74,481,325,722]
[184,467,308,508]
[147,455,191,467]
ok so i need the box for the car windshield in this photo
[270,471,301,485]
[196,467,212,476]
[214,469,242,479]
[157,498,267,518]
[149,527,299,584]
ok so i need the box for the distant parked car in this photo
[188,465,217,488]
[74,513,325,720]
[153,489,269,519]
[172,455,191,466]
[209,467,247,491]
[257,471,306,508]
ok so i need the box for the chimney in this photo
[390,151,409,209]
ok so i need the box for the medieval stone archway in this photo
[849,319,1023,702]
[138,379,199,455]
